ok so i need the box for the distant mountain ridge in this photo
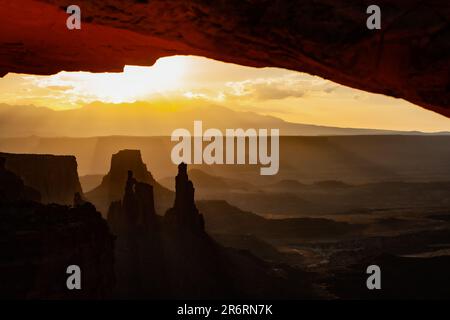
[1,101,448,137]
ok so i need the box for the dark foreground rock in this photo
[0,155,115,299]
[109,163,318,299]
[0,201,115,299]
[327,253,450,299]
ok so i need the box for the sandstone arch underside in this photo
[0,0,449,116]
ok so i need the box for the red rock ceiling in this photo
[0,0,449,116]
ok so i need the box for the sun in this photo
[121,56,188,96]
[79,55,188,103]
[28,56,190,105]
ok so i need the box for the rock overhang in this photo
[0,0,448,116]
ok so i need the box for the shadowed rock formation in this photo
[85,149,173,216]
[106,170,164,298]
[164,163,205,233]
[107,170,157,235]
[0,201,115,299]
[0,0,449,115]
[0,157,40,203]
[328,253,450,299]
[0,152,82,204]
[106,161,315,299]
[0,160,115,299]
[73,191,87,207]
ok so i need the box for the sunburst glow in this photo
[0,55,449,132]
[28,56,189,104]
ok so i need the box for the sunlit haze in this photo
[0,55,449,132]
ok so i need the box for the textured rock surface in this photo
[0,0,449,115]
[0,152,82,204]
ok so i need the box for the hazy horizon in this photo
[1,100,449,138]
[1,56,449,134]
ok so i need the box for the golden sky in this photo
[0,55,449,132]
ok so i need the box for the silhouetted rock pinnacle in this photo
[164,163,205,233]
